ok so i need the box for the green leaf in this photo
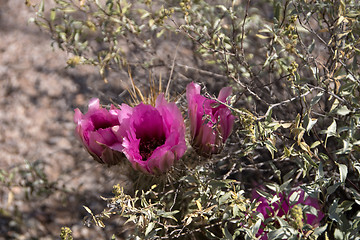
[266,182,279,193]
[299,141,312,155]
[303,114,317,132]
[310,92,323,106]
[327,182,341,195]
[265,106,273,122]
[256,188,273,200]
[157,210,179,221]
[354,163,360,175]
[38,0,45,13]
[329,200,341,222]
[334,228,344,240]
[252,219,262,236]
[185,215,194,226]
[208,180,228,188]
[276,217,288,227]
[279,178,292,192]
[60,32,67,42]
[156,29,166,38]
[326,120,337,136]
[270,194,281,205]
[339,139,351,154]
[223,223,233,240]
[83,205,93,215]
[313,224,328,236]
[308,39,315,53]
[303,205,319,216]
[330,99,340,112]
[336,105,351,116]
[323,120,337,147]
[268,228,286,239]
[219,192,232,205]
[338,200,354,212]
[283,169,295,182]
[264,140,277,159]
[232,204,240,217]
[289,190,301,205]
[319,152,329,161]
[338,163,348,182]
[50,9,56,21]
[124,215,137,224]
[274,2,281,22]
[216,5,228,12]
[145,222,155,236]
[204,228,219,239]
[310,141,321,149]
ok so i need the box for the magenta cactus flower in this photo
[74,98,124,165]
[252,187,324,239]
[186,82,235,156]
[116,93,187,174]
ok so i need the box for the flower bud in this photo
[186,82,235,157]
[74,98,124,165]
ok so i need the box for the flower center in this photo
[139,136,166,161]
[94,121,113,130]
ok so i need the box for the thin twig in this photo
[175,63,228,79]
[165,38,182,99]
[297,14,360,85]
[240,0,251,54]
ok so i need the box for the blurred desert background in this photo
[0,1,131,239]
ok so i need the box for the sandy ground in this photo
[0,1,131,239]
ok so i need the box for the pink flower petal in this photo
[119,94,186,174]
[88,98,100,111]
[73,98,124,165]
[186,82,235,156]
[252,187,324,239]
[74,108,83,123]
[147,145,175,174]
[218,87,232,102]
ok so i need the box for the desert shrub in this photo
[29,0,360,239]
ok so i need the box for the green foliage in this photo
[0,159,64,200]
[28,0,360,239]
[84,164,258,239]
